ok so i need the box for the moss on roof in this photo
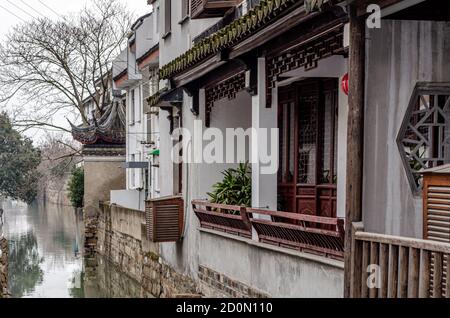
[159,0,306,80]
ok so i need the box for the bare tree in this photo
[0,0,133,132]
[36,132,82,202]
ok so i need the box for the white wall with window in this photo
[126,85,146,191]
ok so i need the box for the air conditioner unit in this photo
[191,0,240,19]
[146,195,184,242]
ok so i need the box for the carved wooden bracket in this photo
[205,71,246,127]
[265,25,344,107]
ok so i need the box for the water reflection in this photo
[2,200,142,298]
[8,233,44,297]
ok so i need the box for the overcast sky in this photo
[0,0,151,38]
[0,0,152,143]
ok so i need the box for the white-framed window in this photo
[136,87,141,123]
[181,0,189,22]
[137,151,143,189]
[129,89,135,125]
[156,5,160,34]
[130,154,136,188]
[163,0,171,38]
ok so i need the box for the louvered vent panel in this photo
[146,196,184,242]
[423,173,450,297]
[191,0,203,18]
[191,0,239,19]
[426,185,450,242]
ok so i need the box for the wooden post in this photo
[408,248,420,298]
[433,252,443,298]
[419,249,431,298]
[379,243,389,298]
[344,4,366,298]
[398,246,409,298]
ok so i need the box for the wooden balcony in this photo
[192,200,345,259]
[191,0,240,19]
[349,222,450,298]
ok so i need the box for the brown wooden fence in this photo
[350,222,450,298]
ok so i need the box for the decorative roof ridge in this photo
[159,0,335,81]
[160,0,303,80]
[147,89,162,108]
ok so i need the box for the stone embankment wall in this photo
[95,203,199,298]
[89,203,344,298]
[0,208,8,297]
[0,238,7,298]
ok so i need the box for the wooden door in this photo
[278,79,338,217]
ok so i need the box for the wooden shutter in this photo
[191,0,240,19]
[423,171,450,297]
[164,0,171,36]
[146,196,184,242]
[182,0,190,19]
[423,173,450,242]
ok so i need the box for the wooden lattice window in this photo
[397,83,450,193]
[278,79,338,217]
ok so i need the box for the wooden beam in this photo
[344,4,366,298]
[354,0,406,16]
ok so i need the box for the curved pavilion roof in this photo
[70,102,126,146]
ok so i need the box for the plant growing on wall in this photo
[68,167,84,208]
[207,162,251,208]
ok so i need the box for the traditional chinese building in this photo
[82,0,450,298]
[70,84,126,240]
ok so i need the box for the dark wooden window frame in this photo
[278,78,338,218]
[179,0,190,24]
[163,0,172,39]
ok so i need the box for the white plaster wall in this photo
[252,58,278,213]
[110,189,146,212]
[337,79,348,219]
[199,231,344,298]
[155,1,348,295]
[159,0,220,66]
[136,13,159,60]
[158,108,175,197]
[363,21,450,238]
[126,84,148,196]
[159,89,252,277]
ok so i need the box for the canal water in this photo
[1,200,142,298]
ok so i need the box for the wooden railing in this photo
[247,207,345,259]
[350,222,450,298]
[192,200,252,238]
[192,200,345,259]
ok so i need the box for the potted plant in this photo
[207,162,251,213]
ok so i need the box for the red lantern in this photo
[341,73,349,96]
